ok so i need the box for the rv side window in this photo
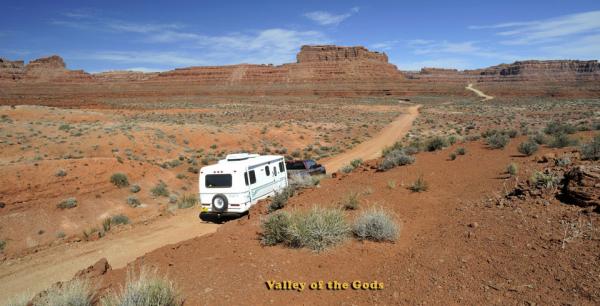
[265,166,270,176]
[278,161,285,172]
[205,174,232,188]
[244,170,256,185]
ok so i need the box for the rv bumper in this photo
[199,211,246,222]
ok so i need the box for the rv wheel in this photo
[212,194,228,212]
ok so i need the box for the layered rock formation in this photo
[0,55,91,82]
[1,46,599,103]
[407,60,600,82]
[296,45,388,63]
[156,45,402,84]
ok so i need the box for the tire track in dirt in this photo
[322,104,420,172]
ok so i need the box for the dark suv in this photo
[285,160,326,177]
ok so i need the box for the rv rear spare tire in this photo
[212,194,228,212]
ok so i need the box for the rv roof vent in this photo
[225,153,259,161]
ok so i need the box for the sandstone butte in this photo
[1,45,599,101]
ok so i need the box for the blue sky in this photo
[1,0,599,72]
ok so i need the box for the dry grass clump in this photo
[35,278,93,306]
[409,176,428,192]
[57,197,77,209]
[353,208,399,242]
[110,173,129,188]
[177,194,198,209]
[580,134,600,160]
[101,267,182,306]
[268,186,295,212]
[261,207,350,252]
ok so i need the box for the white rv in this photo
[199,153,288,220]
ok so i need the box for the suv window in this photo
[205,174,232,188]
[286,161,306,170]
[244,170,256,185]
[305,160,316,168]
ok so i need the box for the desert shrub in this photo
[456,147,466,155]
[268,187,294,212]
[449,153,457,160]
[506,129,519,138]
[447,135,458,145]
[57,197,77,209]
[409,176,428,192]
[580,134,600,160]
[101,268,182,306]
[111,214,130,225]
[262,208,349,251]
[382,141,404,156]
[168,195,178,204]
[486,133,509,149]
[110,173,129,188]
[129,184,141,193]
[35,278,92,306]
[4,293,30,306]
[175,173,187,180]
[529,132,549,145]
[544,121,576,135]
[261,212,292,246]
[530,171,559,189]
[517,141,539,156]
[387,180,396,189]
[353,208,399,242]
[127,196,140,208]
[0,239,5,251]
[177,194,198,209]
[507,163,518,176]
[549,133,578,148]
[58,124,72,131]
[103,218,112,232]
[378,149,415,171]
[555,156,572,166]
[342,192,359,210]
[340,164,355,173]
[288,174,322,188]
[55,169,67,177]
[151,181,169,197]
[350,158,363,168]
[404,146,420,155]
[426,136,447,151]
[286,207,349,251]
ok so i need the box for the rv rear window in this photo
[278,161,285,172]
[244,170,256,185]
[205,174,232,188]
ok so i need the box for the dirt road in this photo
[0,209,218,303]
[322,104,420,172]
[466,83,494,101]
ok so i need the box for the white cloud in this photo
[83,51,209,67]
[304,7,359,26]
[370,40,399,51]
[470,10,600,45]
[52,13,330,67]
[540,34,600,59]
[125,67,166,73]
[405,39,518,61]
